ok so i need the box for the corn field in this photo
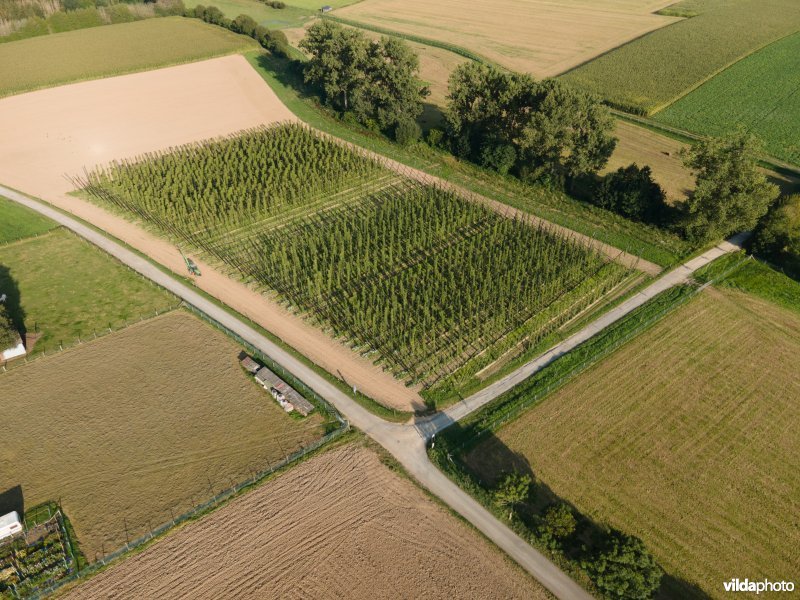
[83,124,631,387]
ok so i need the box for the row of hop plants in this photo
[83,124,629,387]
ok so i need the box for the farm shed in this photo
[239,354,261,374]
[0,512,22,542]
[254,367,315,416]
[321,5,332,13]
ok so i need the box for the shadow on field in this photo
[453,428,710,600]
[0,485,24,518]
[0,264,26,343]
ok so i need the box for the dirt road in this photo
[3,187,744,600]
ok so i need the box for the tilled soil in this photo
[64,444,550,599]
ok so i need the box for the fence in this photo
[453,253,753,452]
[0,303,182,373]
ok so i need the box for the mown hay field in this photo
[0,196,56,243]
[562,0,800,114]
[655,31,800,165]
[65,444,549,599]
[0,16,258,97]
[465,287,800,598]
[0,228,175,350]
[0,310,327,561]
[333,0,679,77]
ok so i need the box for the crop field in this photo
[465,287,800,598]
[0,310,328,561]
[0,17,258,97]
[0,196,56,243]
[83,124,632,389]
[655,31,800,165]
[0,228,175,351]
[562,0,800,114]
[333,0,679,77]
[64,443,549,599]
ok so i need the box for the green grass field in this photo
[183,0,312,28]
[561,0,800,115]
[654,32,800,165]
[0,17,258,97]
[0,228,176,350]
[0,196,57,243]
[462,267,800,598]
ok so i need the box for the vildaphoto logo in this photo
[723,579,795,594]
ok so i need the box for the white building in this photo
[1,339,26,361]
[0,511,23,542]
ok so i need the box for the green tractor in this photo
[178,248,201,277]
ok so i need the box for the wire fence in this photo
[454,253,754,452]
[0,303,182,373]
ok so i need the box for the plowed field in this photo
[65,444,549,599]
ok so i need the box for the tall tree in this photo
[354,36,424,131]
[300,22,424,135]
[585,534,663,600]
[300,21,368,112]
[751,194,800,274]
[492,472,532,520]
[0,304,18,350]
[445,63,615,184]
[681,132,779,242]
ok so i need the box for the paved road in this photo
[2,186,745,600]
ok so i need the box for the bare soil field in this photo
[334,0,680,77]
[64,444,550,599]
[0,310,326,561]
[0,54,424,411]
[466,288,800,598]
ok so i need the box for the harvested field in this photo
[563,0,800,114]
[0,55,424,410]
[603,120,693,203]
[0,310,327,561]
[333,0,679,77]
[65,444,549,599]
[0,17,258,98]
[655,30,800,165]
[0,228,175,350]
[465,287,800,598]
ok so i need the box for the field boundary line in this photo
[28,423,348,600]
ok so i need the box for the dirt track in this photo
[63,444,550,599]
[0,55,424,412]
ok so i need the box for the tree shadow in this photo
[256,53,315,103]
[456,429,710,599]
[0,264,26,343]
[418,102,446,133]
[0,485,24,518]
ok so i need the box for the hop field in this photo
[83,124,632,389]
[562,0,800,114]
[654,31,800,165]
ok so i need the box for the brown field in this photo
[603,120,694,202]
[466,288,800,598]
[0,310,326,560]
[63,443,550,599]
[0,54,424,410]
[334,0,680,77]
